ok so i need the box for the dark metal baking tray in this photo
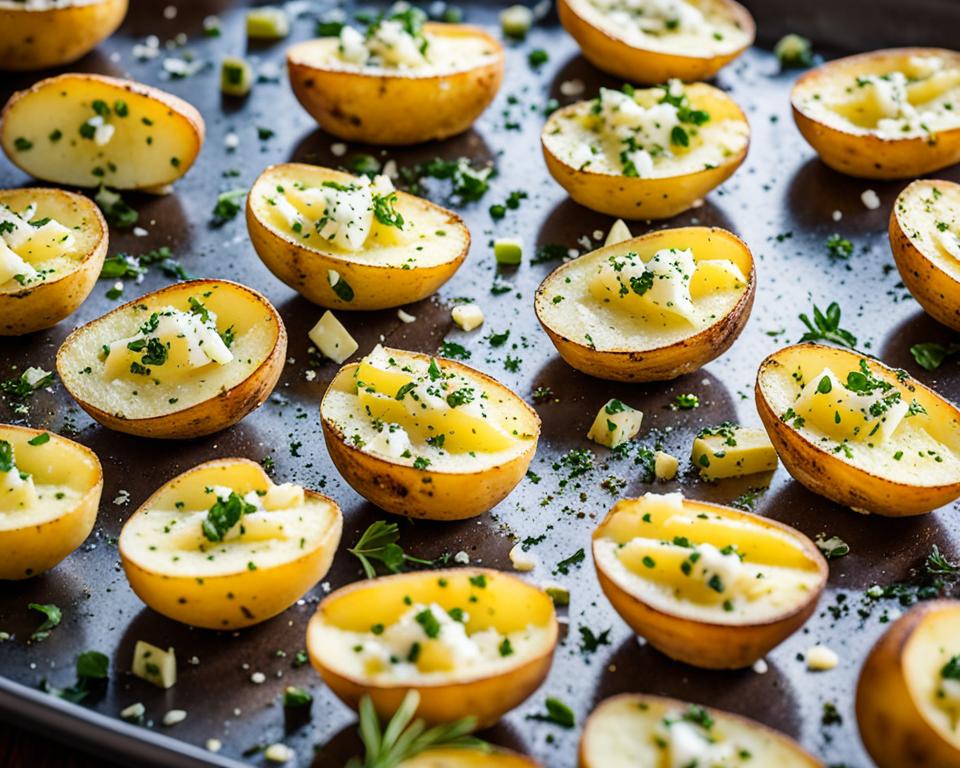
[2,1,959,766]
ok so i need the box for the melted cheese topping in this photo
[544,84,748,178]
[570,0,751,56]
[0,202,80,289]
[797,54,960,139]
[594,492,822,623]
[895,180,960,283]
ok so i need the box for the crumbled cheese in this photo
[308,311,359,364]
[451,304,484,331]
[509,543,538,572]
[861,189,881,210]
[162,709,187,726]
[264,744,295,763]
[250,671,266,684]
[806,644,839,671]
[604,218,632,246]
[832,209,842,221]
[22,367,51,389]
[559,79,585,97]
[654,450,679,481]
[366,423,411,459]
[331,142,347,157]
[453,550,471,565]
[120,702,145,722]
[397,308,416,324]
[753,658,769,674]
[206,739,222,753]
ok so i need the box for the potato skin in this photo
[856,601,960,768]
[557,0,754,84]
[592,499,827,669]
[0,188,108,336]
[246,164,469,310]
[286,24,504,145]
[400,749,540,768]
[755,344,960,516]
[0,0,127,71]
[307,568,558,728]
[320,362,539,520]
[56,280,287,439]
[534,227,755,382]
[791,48,960,179]
[0,424,102,580]
[889,179,960,331]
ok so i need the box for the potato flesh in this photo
[583,696,816,768]
[595,493,821,623]
[60,283,276,420]
[895,180,960,283]
[2,77,198,188]
[691,425,778,480]
[903,608,960,746]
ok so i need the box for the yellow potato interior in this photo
[309,570,554,684]
[249,164,467,269]
[2,75,200,189]
[895,179,960,283]
[594,493,822,623]
[323,346,537,471]
[399,749,535,768]
[537,227,750,353]
[120,459,340,578]
[542,82,749,179]
[0,426,99,530]
[59,281,280,420]
[903,605,960,747]
[582,695,818,768]
[759,345,960,487]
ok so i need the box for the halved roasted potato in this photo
[306,568,558,727]
[592,492,826,669]
[580,693,823,767]
[287,17,503,145]
[792,48,960,178]
[119,458,342,629]
[890,178,960,330]
[0,0,127,71]
[320,345,539,520]
[756,343,960,516]
[535,227,755,381]
[57,279,286,439]
[1,73,204,189]
[557,0,754,84]
[1,187,107,335]
[402,750,539,768]
[0,424,102,580]
[541,82,749,219]
[856,600,960,768]
[247,163,469,310]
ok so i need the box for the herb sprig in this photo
[798,302,857,349]
[348,521,433,579]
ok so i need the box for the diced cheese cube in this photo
[587,399,643,448]
[132,640,177,689]
[691,425,778,481]
[309,311,358,364]
[221,56,254,97]
[451,304,484,331]
[494,238,523,265]
[500,4,533,38]
[246,7,289,39]
[654,450,679,481]
[604,218,632,246]
[806,644,839,671]
[509,543,538,572]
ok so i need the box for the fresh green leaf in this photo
[28,603,61,642]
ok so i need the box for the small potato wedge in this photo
[856,600,960,768]
[756,343,960,516]
[592,492,826,669]
[0,424,102,580]
[287,22,503,145]
[792,48,960,178]
[119,458,342,629]
[1,73,204,189]
[541,82,749,219]
[0,0,127,71]
[247,163,469,310]
[401,749,540,768]
[57,279,286,439]
[306,568,558,728]
[580,693,823,768]
[558,0,754,84]
[0,186,107,335]
[890,178,960,330]
[320,345,539,520]
[534,227,755,382]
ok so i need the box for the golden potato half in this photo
[890,178,960,331]
[580,693,823,768]
[0,186,107,335]
[756,343,960,516]
[119,458,342,629]
[535,227,755,382]
[792,48,960,179]
[400,749,539,768]
[0,423,102,580]
[592,492,826,669]
[857,600,960,768]
[320,345,539,520]
[286,23,504,145]
[247,163,469,310]
[558,0,754,84]
[306,568,558,728]
[0,0,127,71]
[57,279,286,439]
[1,73,204,189]
[542,82,749,219]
